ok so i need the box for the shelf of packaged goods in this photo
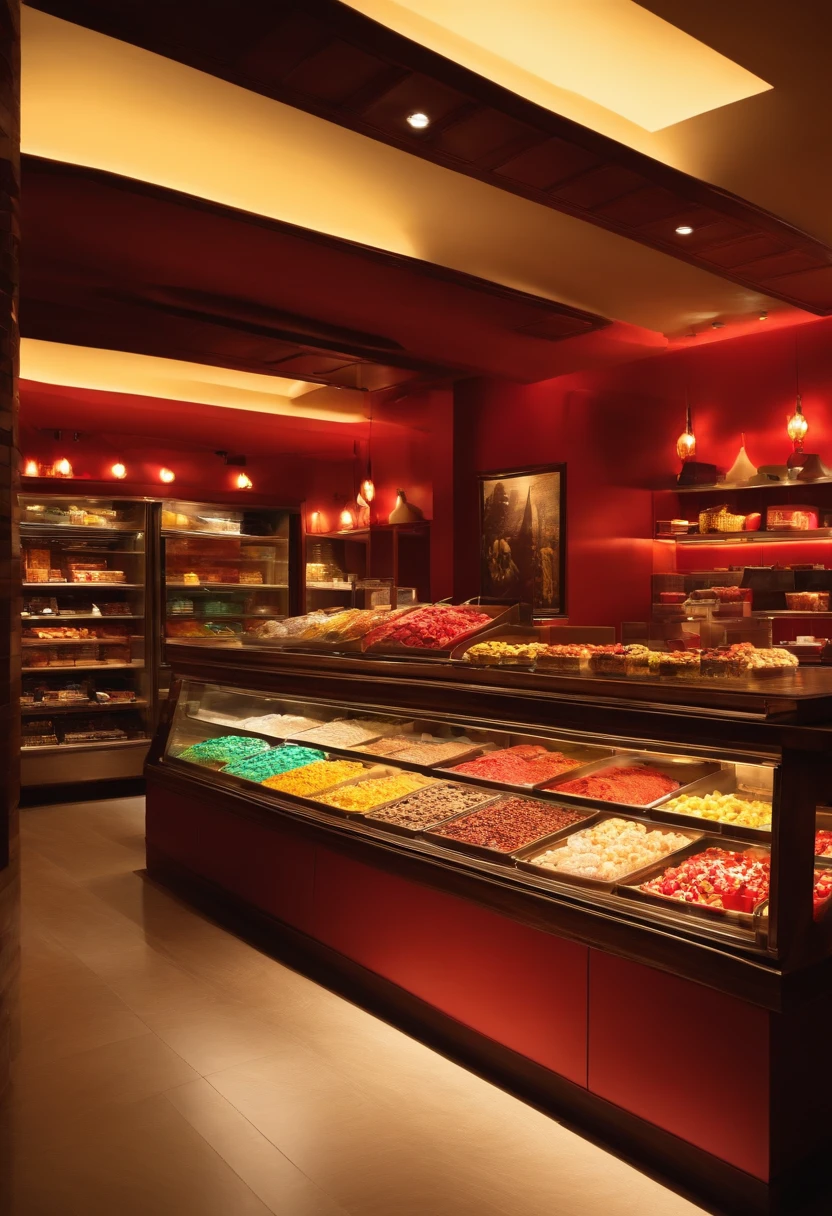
[21,700,149,715]
[21,737,149,753]
[670,530,832,544]
[166,582,288,590]
[21,613,144,622]
[21,661,144,673]
[22,582,144,589]
[670,476,832,494]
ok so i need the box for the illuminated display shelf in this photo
[21,661,144,673]
[665,530,832,545]
[22,581,144,589]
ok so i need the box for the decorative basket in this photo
[699,505,746,533]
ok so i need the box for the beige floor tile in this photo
[10,798,710,1216]
[10,1091,274,1216]
[167,1078,350,1216]
[11,1029,199,1135]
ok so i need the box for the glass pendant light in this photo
[676,404,696,463]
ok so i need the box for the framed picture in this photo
[478,464,566,617]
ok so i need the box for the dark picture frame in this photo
[478,464,567,617]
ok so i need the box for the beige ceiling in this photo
[21,6,800,348]
[347,0,770,132]
[349,0,832,246]
[21,340,369,422]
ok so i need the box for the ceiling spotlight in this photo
[759,311,768,321]
[54,457,73,477]
[406,111,430,130]
[111,462,127,480]
[675,225,694,236]
[159,467,175,484]
[235,472,253,490]
[711,320,724,329]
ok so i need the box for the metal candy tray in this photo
[360,782,501,839]
[363,603,518,660]
[512,813,702,893]
[309,764,439,819]
[542,753,721,813]
[616,835,771,930]
[254,757,391,812]
[284,717,414,750]
[649,769,773,842]
[437,734,614,791]
[422,793,596,866]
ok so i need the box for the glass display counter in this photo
[147,643,832,1213]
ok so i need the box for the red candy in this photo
[815,830,832,858]
[642,846,770,913]
[553,765,679,806]
[365,605,490,651]
[451,745,580,786]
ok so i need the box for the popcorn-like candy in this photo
[531,818,691,882]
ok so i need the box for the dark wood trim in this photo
[144,846,830,1216]
[27,0,832,314]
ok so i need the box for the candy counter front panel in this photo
[146,651,832,1207]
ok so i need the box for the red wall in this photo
[454,316,832,627]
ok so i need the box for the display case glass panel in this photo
[19,495,152,768]
[162,678,797,958]
[161,500,293,649]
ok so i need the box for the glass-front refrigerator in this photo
[159,499,298,691]
[19,495,154,787]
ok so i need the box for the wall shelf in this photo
[21,700,149,715]
[671,530,832,545]
[668,477,832,495]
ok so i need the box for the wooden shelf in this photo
[669,477,832,495]
[22,636,142,646]
[21,700,149,715]
[22,582,144,589]
[166,582,288,590]
[22,662,144,673]
[21,613,143,622]
[21,738,149,753]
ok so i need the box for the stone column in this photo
[0,0,20,1102]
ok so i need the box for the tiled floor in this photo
[3,796,709,1216]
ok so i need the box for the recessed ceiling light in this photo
[675,225,694,235]
[406,111,430,129]
[759,311,768,321]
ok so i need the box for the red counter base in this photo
[146,773,830,1216]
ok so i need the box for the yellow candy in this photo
[262,759,365,796]
[319,772,432,812]
[663,790,771,829]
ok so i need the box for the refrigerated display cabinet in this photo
[147,643,832,1214]
[159,499,299,691]
[20,495,155,786]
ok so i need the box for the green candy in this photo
[177,735,270,767]
[222,744,326,782]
